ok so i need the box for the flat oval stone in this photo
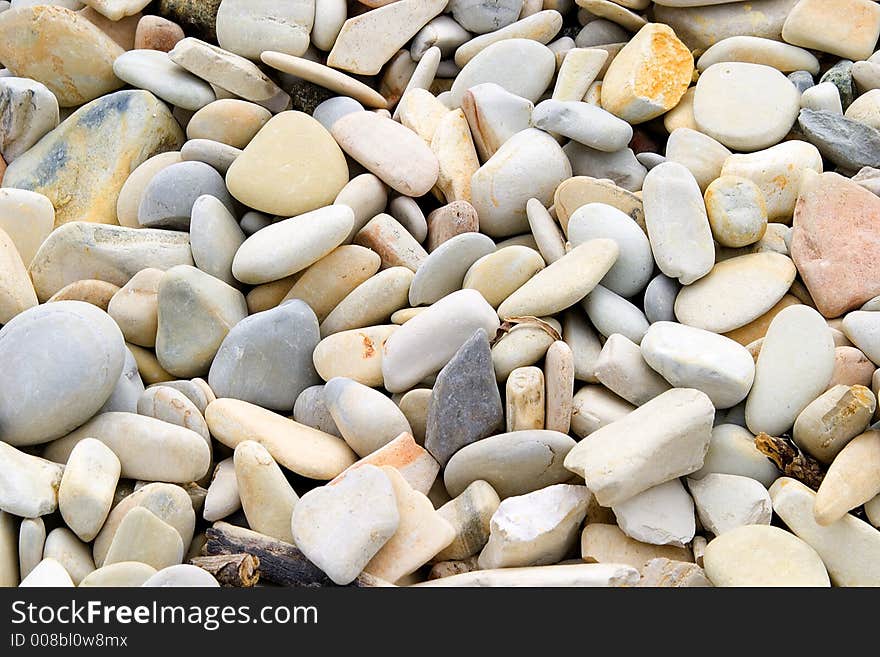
[190,194,245,286]
[532,99,632,152]
[0,441,64,518]
[47,279,118,310]
[324,377,412,458]
[471,128,572,238]
[320,268,413,336]
[137,385,209,442]
[703,524,829,586]
[450,39,556,107]
[45,411,211,483]
[842,311,880,365]
[216,0,313,60]
[382,289,500,393]
[138,161,233,231]
[203,457,241,521]
[313,96,365,131]
[691,423,780,487]
[2,90,184,226]
[781,0,880,62]
[697,35,819,74]
[704,175,768,248]
[674,253,798,333]
[155,265,248,377]
[463,245,546,308]
[209,300,320,412]
[0,77,59,163]
[116,151,182,229]
[444,430,576,499]
[226,111,348,216]
[58,438,120,542]
[641,321,756,409]
[583,285,651,345]
[409,232,495,307]
[694,62,800,152]
[644,274,680,324]
[568,203,654,298]
[180,139,241,175]
[113,49,215,111]
[104,506,183,570]
[234,440,298,542]
[107,267,163,347]
[332,111,439,197]
[454,10,561,68]
[0,189,54,268]
[450,0,523,34]
[0,301,125,446]
[313,325,398,388]
[642,161,715,285]
[0,5,124,107]
[497,238,619,320]
[186,99,271,148]
[205,398,358,480]
[0,225,37,323]
[555,175,646,234]
[232,205,354,285]
[745,305,835,436]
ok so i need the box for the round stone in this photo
[704,175,768,248]
[138,161,234,231]
[186,99,272,149]
[694,62,800,152]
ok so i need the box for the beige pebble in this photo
[828,346,876,389]
[79,561,157,587]
[570,384,635,438]
[321,268,413,336]
[18,517,45,582]
[398,389,431,445]
[186,99,271,149]
[234,441,298,542]
[426,201,480,252]
[43,527,94,585]
[435,480,500,561]
[47,279,118,310]
[505,366,545,432]
[0,441,63,518]
[554,175,645,234]
[104,506,184,570]
[704,175,768,248]
[463,246,546,309]
[0,226,37,323]
[203,457,240,522]
[354,213,428,272]
[331,432,439,495]
[492,318,560,382]
[313,325,397,388]
[580,523,693,570]
[0,512,17,587]
[58,438,120,542]
[545,341,574,433]
[334,173,389,241]
[0,188,55,267]
[115,151,182,229]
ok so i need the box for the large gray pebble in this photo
[209,300,321,412]
[138,161,234,231]
[0,301,125,446]
[798,108,880,171]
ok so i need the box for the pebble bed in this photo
[0,0,879,589]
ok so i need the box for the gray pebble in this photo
[138,161,234,231]
[575,19,628,48]
[208,300,320,412]
[788,70,814,94]
[190,195,246,286]
[180,139,242,175]
[643,274,680,324]
[239,211,273,236]
[798,108,880,171]
[293,385,342,438]
[99,347,145,414]
[312,96,365,132]
[819,60,855,110]
[636,152,666,170]
[564,143,647,192]
[449,0,523,35]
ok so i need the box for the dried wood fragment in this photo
[755,432,825,490]
[190,553,260,587]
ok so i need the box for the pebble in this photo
[673,253,797,334]
[18,517,45,581]
[47,279,117,309]
[583,285,650,344]
[187,99,270,149]
[19,558,74,588]
[0,189,54,268]
[801,82,843,115]
[444,430,576,499]
[479,484,589,569]
[419,562,639,587]
[703,524,829,587]
[354,214,427,272]
[687,473,772,535]
[313,96,364,132]
[43,527,94,585]
[142,564,219,587]
[461,83,534,161]
[226,111,348,217]
[843,311,880,364]
[846,90,880,129]
[782,0,880,62]
[138,161,232,230]
[643,274,680,324]
[155,265,247,377]
[552,47,607,102]
[333,111,438,197]
[234,441,298,542]
[563,144,647,193]
[505,366,545,431]
[0,5,123,107]
[286,245,381,320]
[450,39,556,107]
[0,441,64,517]
[427,201,480,251]
[137,385,209,443]
[746,305,835,436]
[691,424,780,487]
[0,225,37,323]
[3,90,184,227]
[409,233,495,306]
[58,438,120,542]
[497,238,617,320]
[694,62,799,151]
[435,480,500,561]
[526,199,566,265]
[664,128,731,193]
[642,162,715,285]
[813,430,880,525]
[425,329,503,466]
[450,0,523,35]
[113,49,214,111]
[382,289,500,393]
[80,561,157,587]
[215,0,312,60]
[209,300,320,412]
[770,477,880,586]
[533,99,632,152]
[291,464,400,585]
[232,205,353,285]
[704,176,768,248]
[564,388,714,507]
[697,35,819,74]
[0,77,59,163]
[793,385,876,464]
[829,346,876,388]
[799,108,880,171]
[412,16,470,61]
[320,272,410,335]
[600,23,693,124]
[134,14,184,51]
[107,268,162,347]
[492,318,561,382]
[593,333,671,405]
[463,246,545,308]
[570,385,634,438]
[324,377,412,458]
[205,398,357,480]
[641,321,755,408]
[189,195,244,285]
[104,506,183,570]
[203,457,240,522]
[580,523,693,570]
[636,558,711,588]
[613,479,695,548]
[332,431,439,495]
[328,0,446,76]
[791,172,880,318]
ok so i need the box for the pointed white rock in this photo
[687,473,772,535]
[612,479,695,548]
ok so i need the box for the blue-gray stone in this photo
[819,60,855,110]
[138,160,234,231]
[425,328,503,466]
[99,347,145,414]
[798,108,880,171]
[787,70,814,94]
[208,299,321,412]
[564,142,647,193]
[644,274,680,324]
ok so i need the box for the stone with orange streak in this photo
[554,176,645,235]
[791,171,880,318]
[426,201,479,252]
[0,5,124,107]
[312,325,398,388]
[600,23,693,125]
[2,90,184,227]
[330,432,440,495]
[134,15,185,52]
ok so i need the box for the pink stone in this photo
[791,171,880,318]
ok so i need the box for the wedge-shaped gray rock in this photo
[798,108,880,171]
[291,464,400,585]
[0,301,125,446]
[138,161,234,231]
[209,300,320,412]
[156,265,248,378]
[0,441,63,517]
[28,222,194,302]
[565,388,715,507]
[444,430,577,499]
[425,329,503,466]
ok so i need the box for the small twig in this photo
[755,432,825,490]
[190,553,260,587]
